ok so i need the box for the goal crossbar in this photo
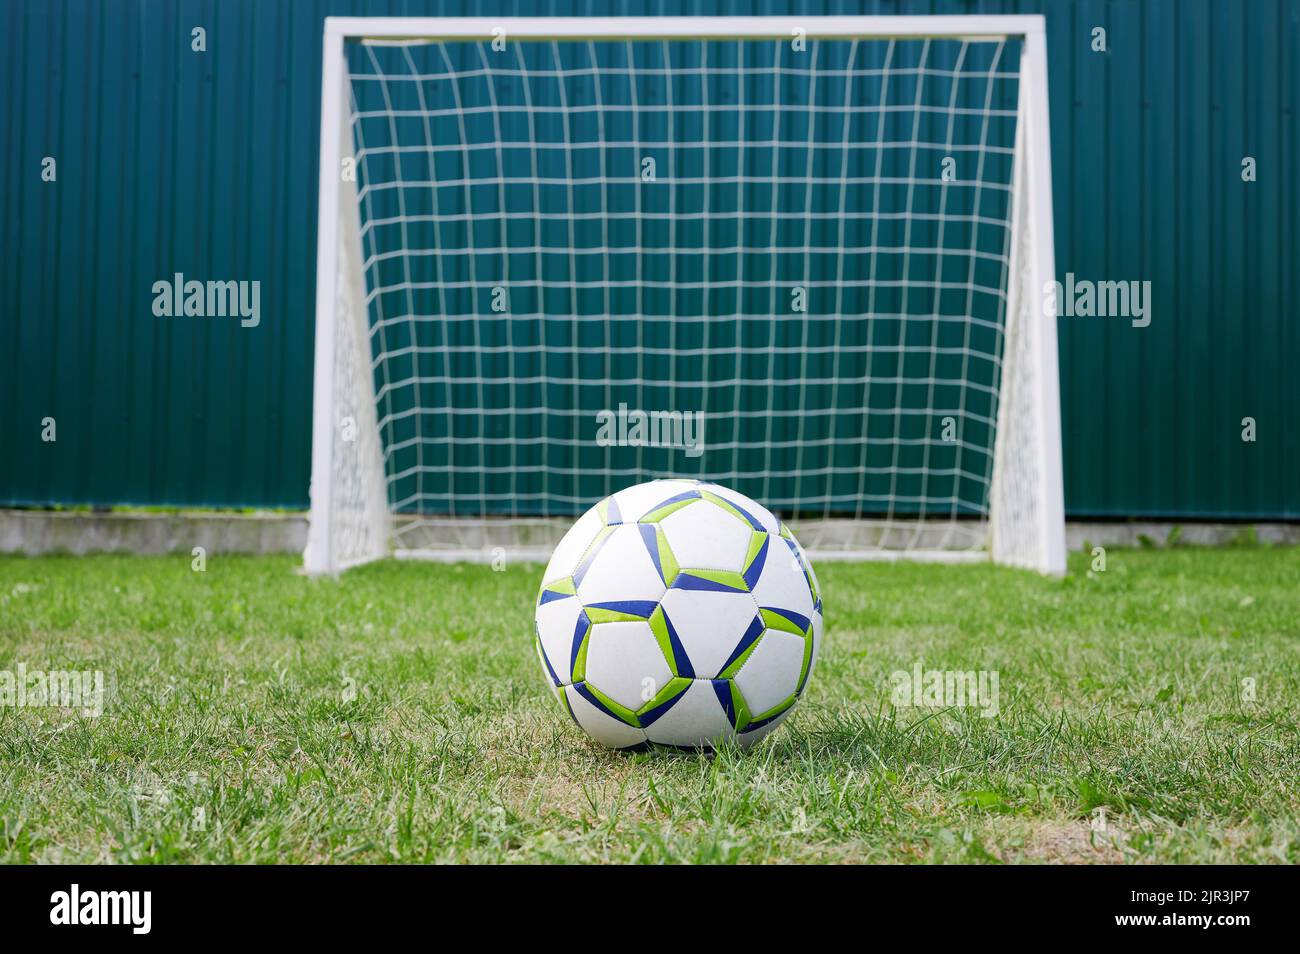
[325,16,1046,43]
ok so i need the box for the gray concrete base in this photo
[0,509,1295,558]
[1065,521,1300,549]
[0,510,308,556]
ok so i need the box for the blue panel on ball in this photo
[637,685,689,727]
[638,523,664,583]
[537,637,564,686]
[650,489,702,512]
[671,573,746,594]
[574,681,629,724]
[717,498,765,531]
[661,607,695,679]
[586,599,659,619]
[717,615,765,675]
[761,606,811,633]
[605,495,624,525]
[742,534,769,590]
[538,588,573,606]
[711,679,737,728]
[569,611,591,678]
[571,530,611,588]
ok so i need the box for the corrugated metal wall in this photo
[2,0,1296,518]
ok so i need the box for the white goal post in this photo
[305,16,1065,575]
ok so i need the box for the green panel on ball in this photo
[699,491,757,529]
[636,676,691,716]
[571,626,592,683]
[718,634,763,680]
[647,605,680,677]
[585,606,653,624]
[728,680,752,732]
[761,608,807,636]
[583,682,641,727]
[741,530,768,576]
[641,496,697,524]
[750,691,798,724]
[680,568,748,591]
[654,525,680,586]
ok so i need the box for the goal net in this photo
[305,16,1064,574]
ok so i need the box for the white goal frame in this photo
[304,15,1065,576]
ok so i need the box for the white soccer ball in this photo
[534,479,823,751]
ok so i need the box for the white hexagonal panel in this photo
[658,498,753,571]
[786,531,821,603]
[583,620,674,713]
[575,524,667,606]
[642,679,736,748]
[658,588,760,678]
[697,482,781,534]
[534,594,586,685]
[610,479,700,523]
[562,685,645,749]
[734,628,806,716]
[749,536,815,625]
[541,504,604,587]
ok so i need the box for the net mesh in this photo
[332,34,1032,558]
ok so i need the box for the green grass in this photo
[0,545,1297,863]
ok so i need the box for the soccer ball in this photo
[534,479,823,751]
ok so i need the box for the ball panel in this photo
[740,530,769,590]
[672,568,749,593]
[583,620,674,713]
[610,479,700,523]
[736,706,794,748]
[658,498,753,571]
[760,606,811,636]
[734,628,806,717]
[541,505,604,587]
[784,529,821,605]
[635,675,692,725]
[640,492,701,524]
[805,609,824,686]
[534,634,564,690]
[535,594,586,686]
[575,680,641,726]
[583,600,659,624]
[641,679,736,748]
[575,524,667,606]
[647,604,691,678]
[537,577,576,603]
[697,483,781,534]
[658,588,761,679]
[562,685,646,749]
[646,524,680,587]
[749,537,815,624]
[716,615,766,679]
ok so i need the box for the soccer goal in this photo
[304,16,1065,575]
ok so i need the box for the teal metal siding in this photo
[1,0,1296,518]
[1051,0,1299,518]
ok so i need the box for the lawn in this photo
[0,544,1296,863]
